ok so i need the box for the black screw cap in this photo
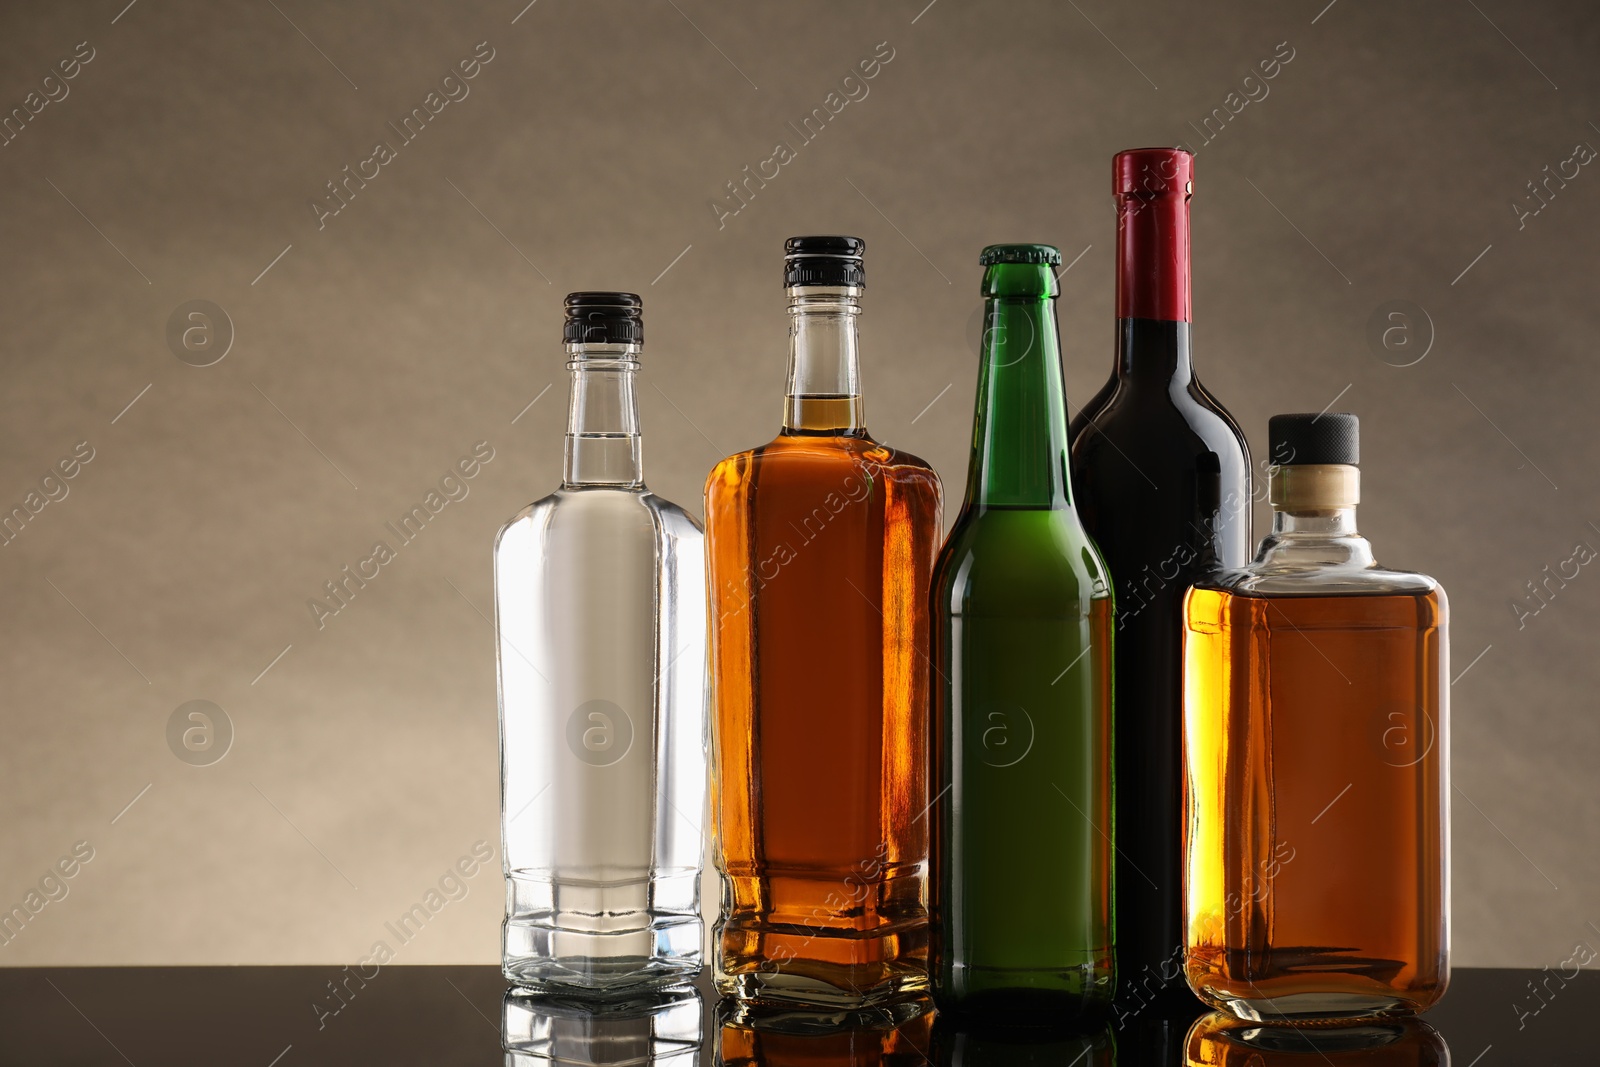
[563,292,642,346]
[1268,412,1359,466]
[784,235,865,289]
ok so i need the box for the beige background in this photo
[0,0,1595,967]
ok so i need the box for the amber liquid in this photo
[1182,587,1448,1020]
[706,424,942,1005]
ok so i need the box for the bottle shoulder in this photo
[1066,383,1254,567]
[706,433,941,499]
[497,485,700,550]
[1199,561,1444,600]
[936,506,1112,599]
[495,492,556,549]
[1187,378,1250,441]
[1069,374,1118,437]
[1072,384,1249,462]
[637,490,704,535]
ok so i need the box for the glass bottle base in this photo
[715,920,929,1009]
[503,873,702,995]
[502,950,701,996]
[933,962,1113,1023]
[1199,989,1424,1023]
[716,989,933,1034]
[716,964,928,1009]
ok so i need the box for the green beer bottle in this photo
[929,244,1116,1020]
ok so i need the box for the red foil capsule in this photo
[1114,147,1193,323]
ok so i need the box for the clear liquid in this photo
[496,484,707,991]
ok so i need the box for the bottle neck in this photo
[564,343,643,488]
[1257,465,1374,568]
[967,268,1073,509]
[1114,177,1194,385]
[1115,183,1191,322]
[782,287,865,435]
[1274,504,1361,537]
[1115,317,1194,385]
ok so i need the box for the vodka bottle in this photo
[496,292,707,992]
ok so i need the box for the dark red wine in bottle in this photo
[1068,147,1252,1019]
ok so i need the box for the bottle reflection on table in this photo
[717,995,934,1067]
[1185,1013,1449,1066]
[1114,1005,1204,1067]
[502,985,702,1067]
[932,1012,1116,1067]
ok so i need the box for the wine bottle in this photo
[705,236,944,1006]
[495,293,707,992]
[930,244,1115,1019]
[1183,414,1449,1021]
[1068,147,1252,1015]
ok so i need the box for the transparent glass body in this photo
[1183,466,1449,1021]
[496,341,707,992]
[706,286,943,1007]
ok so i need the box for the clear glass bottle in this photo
[496,292,707,992]
[705,236,943,1007]
[1183,413,1449,1021]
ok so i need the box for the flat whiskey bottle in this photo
[1183,413,1449,1021]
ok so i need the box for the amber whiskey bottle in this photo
[705,236,944,1006]
[1183,414,1449,1021]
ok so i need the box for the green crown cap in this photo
[979,243,1062,267]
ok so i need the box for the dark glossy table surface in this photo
[0,966,1588,1065]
